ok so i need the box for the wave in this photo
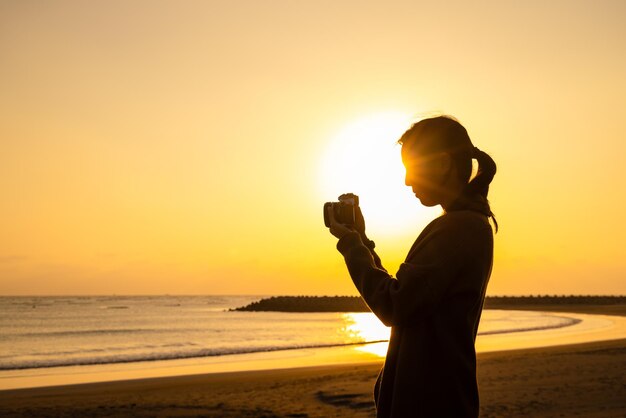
[0,310,585,372]
[5,328,162,338]
[2,327,227,339]
[0,315,583,371]
[477,315,582,336]
[0,340,390,371]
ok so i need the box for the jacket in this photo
[336,208,494,417]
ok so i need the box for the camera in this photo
[323,193,359,228]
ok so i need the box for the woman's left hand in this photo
[326,205,355,239]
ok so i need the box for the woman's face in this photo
[401,143,452,207]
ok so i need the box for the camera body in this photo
[323,193,359,228]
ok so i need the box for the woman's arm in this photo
[360,237,387,273]
[336,216,478,327]
[369,248,387,272]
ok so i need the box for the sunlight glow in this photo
[342,312,390,357]
[318,112,434,236]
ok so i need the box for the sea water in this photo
[0,295,581,372]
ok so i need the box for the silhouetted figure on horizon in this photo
[326,116,497,417]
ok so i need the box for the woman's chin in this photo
[416,195,438,207]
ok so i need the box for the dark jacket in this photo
[336,208,494,418]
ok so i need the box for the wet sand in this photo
[1,305,625,417]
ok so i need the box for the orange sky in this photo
[1,1,625,295]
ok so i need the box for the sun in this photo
[318,112,438,236]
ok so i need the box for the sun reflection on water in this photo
[342,312,390,357]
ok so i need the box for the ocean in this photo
[0,295,581,372]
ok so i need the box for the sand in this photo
[1,305,625,417]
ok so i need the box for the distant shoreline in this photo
[231,295,626,315]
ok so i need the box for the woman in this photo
[326,116,497,417]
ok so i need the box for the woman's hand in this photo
[335,193,367,239]
[326,205,356,239]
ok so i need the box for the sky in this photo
[1,0,625,296]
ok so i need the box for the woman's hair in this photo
[398,115,498,232]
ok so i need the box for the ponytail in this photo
[466,147,498,232]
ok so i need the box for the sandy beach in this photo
[1,305,625,418]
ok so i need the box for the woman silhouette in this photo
[326,116,497,417]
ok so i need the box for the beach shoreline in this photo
[1,338,624,417]
[1,304,625,417]
[2,307,625,391]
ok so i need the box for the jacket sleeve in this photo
[336,218,471,327]
[369,248,387,273]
